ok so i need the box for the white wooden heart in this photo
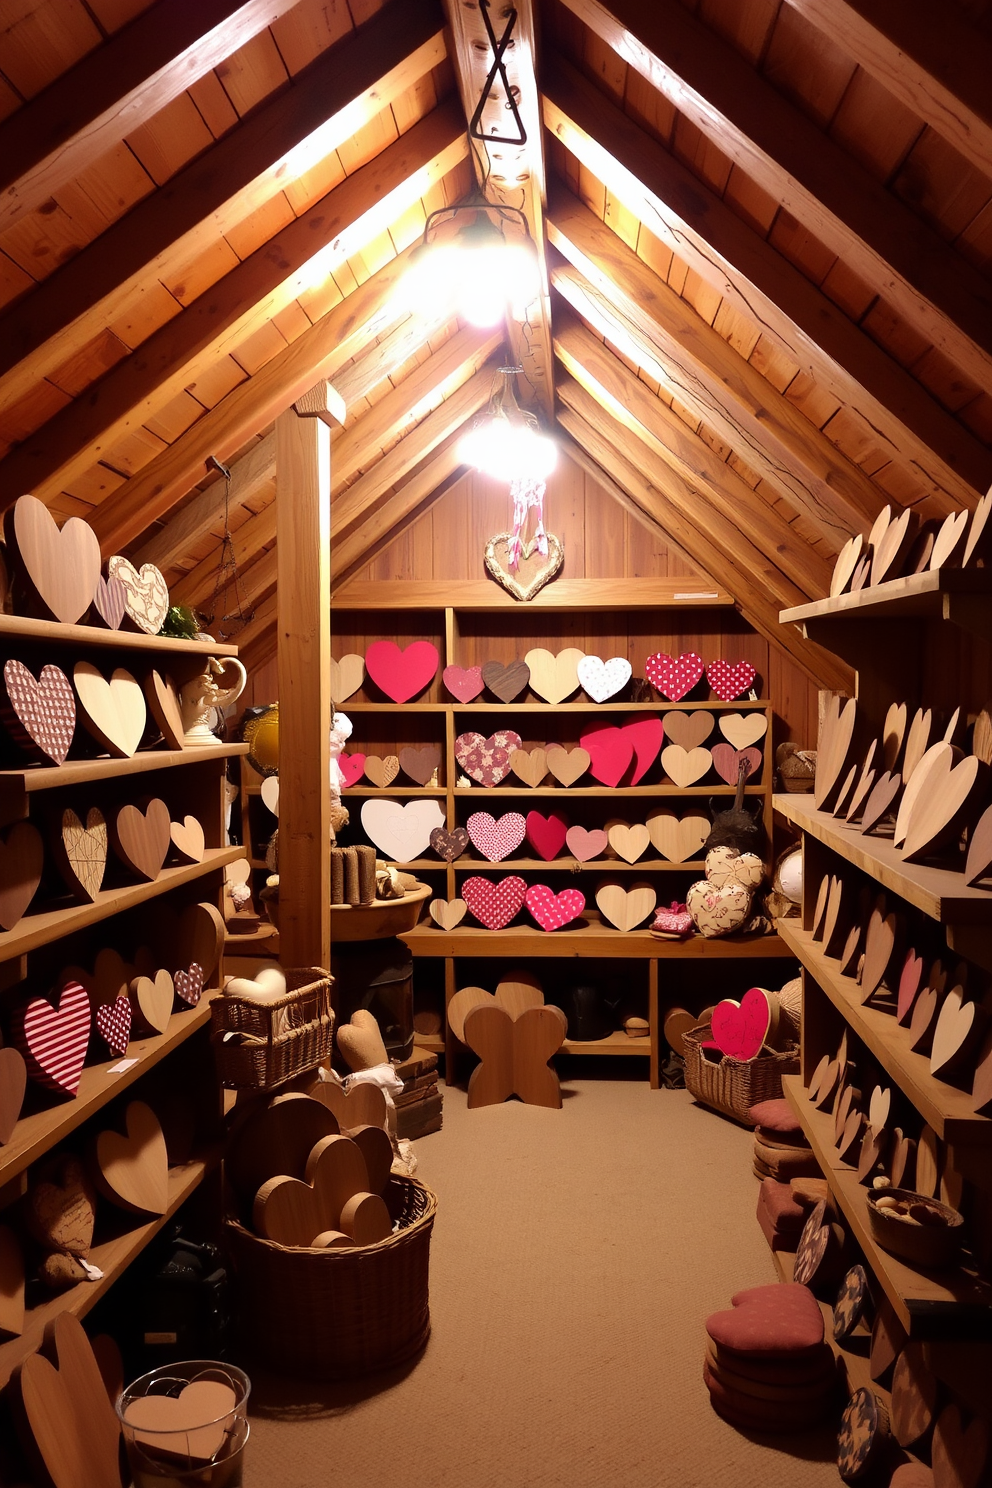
[260,776,280,815]
[360,799,444,863]
[576,654,632,703]
[718,712,767,750]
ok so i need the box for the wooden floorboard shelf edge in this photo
[402,926,794,957]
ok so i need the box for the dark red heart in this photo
[706,659,757,701]
[644,652,704,701]
[525,811,568,861]
[94,997,131,1058]
[711,743,761,786]
[462,875,528,930]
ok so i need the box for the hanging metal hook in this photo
[469,3,527,147]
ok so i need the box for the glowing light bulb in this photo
[458,415,557,482]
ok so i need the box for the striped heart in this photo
[95,997,132,1059]
[15,981,91,1095]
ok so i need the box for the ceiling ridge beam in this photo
[560,0,992,397]
[547,183,902,542]
[542,57,992,508]
[0,0,446,407]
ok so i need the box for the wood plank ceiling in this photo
[1,0,991,680]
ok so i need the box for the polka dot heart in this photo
[525,884,586,932]
[644,652,704,701]
[466,811,526,863]
[706,659,757,702]
[95,997,132,1058]
[462,876,528,930]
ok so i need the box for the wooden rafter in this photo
[0,106,467,509]
[332,438,465,581]
[172,502,277,612]
[547,185,892,545]
[788,0,992,184]
[0,0,446,407]
[332,311,453,409]
[133,435,274,574]
[552,317,827,607]
[560,0,992,394]
[542,58,992,509]
[442,0,554,422]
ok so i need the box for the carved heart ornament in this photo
[484,531,564,601]
[106,555,170,634]
[454,730,523,786]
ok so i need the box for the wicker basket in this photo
[779,749,817,793]
[210,966,334,1090]
[682,1024,800,1125]
[224,1176,436,1377]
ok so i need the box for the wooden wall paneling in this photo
[0,0,447,406]
[0,107,469,507]
[541,58,992,508]
[332,447,465,583]
[560,0,992,395]
[275,392,332,969]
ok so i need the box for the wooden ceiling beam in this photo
[788,0,992,184]
[553,312,830,605]
[0,0,446,407]
[556,398,853,694]
[542,58,992,508]
[172,501,277,612]
[442,0,554,422]
[331,438,465,581]
[0,105,467,510]
[332,311,453,409]
[560,0,992,396]
[0,0,304,234]
[547,185,892,545]
[88,244,419,555]
[132,434,274,575]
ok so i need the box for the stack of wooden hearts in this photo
[392,1046,443,1140]
[447,974,567,1108]
[703,1283,837,1433]
[827,492,992,599]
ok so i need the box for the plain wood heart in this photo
[915,1126,942,1197]
[429,897,467,930]
[494,971,544,1021]
[0,1045,27,1144]
[901,753,987,863]
[93,1100,168,1215]
[644,651,704,700]
[6,494,101,625]
[260,775,279,815]
[814,696,858,810]
[446,986,497,1043]
[112,797,171,880]
[663,710,713,749]
[661,744,711,787]
[484,530,563,601]
[130,969,174,1034]
[870,505,918,587]
[606,821,650,863]
[0,819,43,927]
[706,659,757,701]
[882,701,908,772]
[868,1085,891,1134]
[596,880,656,931]
[360,798,444,861]
[329,653,365,702]
[909,983,942,1054]
[930,986,987,1081]
[145,670,185,749]
[430,825,468,861]
[711,742,761,786]
[525,884,585,931]
[306,1079,388,1133]
[896,948,925,1026]
[107,555,170,634]
[19,1312,121,1488]
[365,640,439,702]
[463,1002,566,1108]
[965,802,992,885]
[94,996,131,1058]
[821,874,848,956]
[73,661,146,757]
[860,898,899,1002]
[510,747,547,787]
[963,488,992,567]
[462,874,528,929]
[338,1190,391,1245]
[931,1404,990,1488]
[455,729,523,786]
[525,647,583,703]
[481,658,530,703]
[467,810,526,862]
[123,1379,238,1466]
[844,741,878,823]
[363,754,399,788]
[928,508,970,570]
[170,815,205,864]
[254,1133,370,1246]
[545,744,590,786]
[226,1093,340,1201]
[710,987,771,1059]
[902,706,934,782]
[0,1223,25,1336]
[830,533,863,596]
[576,653,632,703]
[153,900,225,982]
[565,825,608,861]
[92,571,125,629]
[398,744,440,785]
[859,770,902,835]
[834,761,859,818]
[1,658,75,764]
[811,875,830,940]
[14,980,91,1096]
[346,1125,393,1196]
[893,740,950,846]
[972,1023,992,1115]
[442,664,483,702]
[646,805,709,862]
[718,712,767,749]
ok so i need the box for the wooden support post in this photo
[276,391,332,971]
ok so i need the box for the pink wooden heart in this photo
[455,730,523,786]
[525,884,585,931]
[624,717,664,784]
[467,811,526,862]
[14,981,91,1096]
[462,875,528,929]
[580,725,632,786]
[443,665,484,702]
[711,743,762,786]
[92,573,126,629]
[95,997,131,1058]
[706,659,757,701]
[525,810,568,861]
[174,962,204,1007]
[565,825,608,861]
[645,652,704,700]
[365,641,439,703]
[710,987,771,1060]
[338,752,366,788]
[897,949,925,1026]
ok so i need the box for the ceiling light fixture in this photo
[402,200,540,327]
[459,363,557,569]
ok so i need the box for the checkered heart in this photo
[174,962,204,1007]
[644,652,704,701]
[2,659,76,764]
[467,811,526,863]
[525,885,585,932]
[462,875,528,929]
[706,659,757,702]
[95,997,132,1058]
[454,730,523,786]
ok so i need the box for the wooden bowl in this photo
[330,884,431,942]
[866,1187,964,1270]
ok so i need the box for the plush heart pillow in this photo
[686,878,752,938]
[705,846,764,892]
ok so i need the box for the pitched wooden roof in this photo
[1,0,990,676]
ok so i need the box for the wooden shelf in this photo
[561,1031,650,1055]
[446,858,704,872]
[343,786,446,796]
[0,741,248,796]
[782,1076,992,1339]
[452,784,763,797]
[332,577,735,610]
[781,568,992,638]
[0,1148,219,1389]
[0,614,240,656]
[774,795,990,927]
[402,923,794,958]
[778,921,992,1146]
[0,846,243,964]
[411,1034,444,1055]
[343,700,769,712]
[0,994,220,1189]
[224,923,279,949]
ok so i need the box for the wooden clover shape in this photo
[462,1000,567,1110]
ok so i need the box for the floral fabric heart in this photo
[455,730,523,786]
[430,826,469,862]
[525,885,585,931]
[645,652,704,700]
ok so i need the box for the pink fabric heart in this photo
[467,811,526,862]
[365,640,439,702]
[710,987,771,1060]
[338,752,366,788]
[95,997,132,1058]
[462,876,528,929]
[565,825,608,861]
[525,811,568,861]
[443,665,484,702]
[525,885,585,932]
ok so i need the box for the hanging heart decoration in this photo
[462,875,528,929]
[454,730,523,786]
[364,640,439,703]
[644,652,704,701]
[484,532,564,602]
[467,811,526,862]
[525,884,585,931]
[706,659,757,701]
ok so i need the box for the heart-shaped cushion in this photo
[706,1282,825,1357]
[686,878,752,939]
[705,846,764,891]
[525,884,585,931]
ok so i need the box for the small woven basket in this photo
[210,966,334,1090]
[779,749,817,793]
[682,1024,800,1125]
[224,1176,436,1377]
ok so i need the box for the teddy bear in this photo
[328,710,352,842]
[686,846,765,938]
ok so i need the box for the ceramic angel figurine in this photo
[179,657,247,745]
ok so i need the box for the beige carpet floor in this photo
[245,1071,841,1487]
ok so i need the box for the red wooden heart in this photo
[467,811,526,862]
[92,573,126,629]
[338,752,366,788]
[430,826,469,862]
[0,1046,27,1143]
[579,725,632,786]
[525,884,585,931]
[1,659,75,764]
[644,651,704,700]
[455,730,523,786]
[711,743,761,786]
[95,997,131,1058]
[707,659,757,701]
[710,987,771,1059]
[364,640,438,703]
[897,949,925,1026]
[462,875,527,929]
[174,962,204,1007]
[443,665,484,702]
[14,980,91,1096]
[623,717,664,784]
[525,810,568,861]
